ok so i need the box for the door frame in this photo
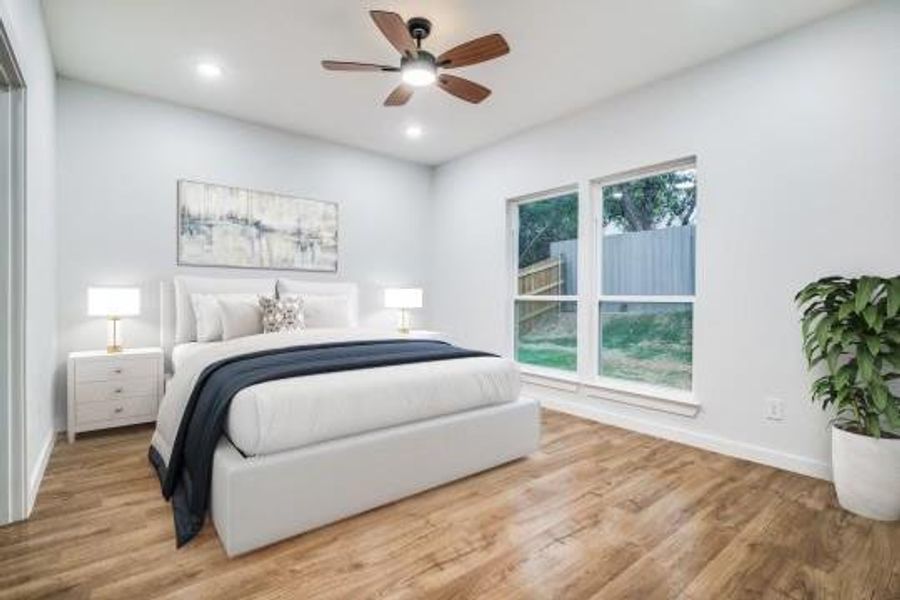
[0,17,27,525]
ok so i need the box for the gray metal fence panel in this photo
[549,239,577,295]
[602,225,695,296]
[546,225,694,297]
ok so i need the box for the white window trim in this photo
[597,295,695,304]
[592,157,697,401]
[508,185,580,373]
[518,367,699,416]
[508,157,699,415]
[593,156,697,188]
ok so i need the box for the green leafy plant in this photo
[795,276,900,438]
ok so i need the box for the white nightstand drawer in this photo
[76,395,157,425]
[75,377,158,404]
[76,357,158,383]
[68,347,164,442]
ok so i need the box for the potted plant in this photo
[796,275,900,521]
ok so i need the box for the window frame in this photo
[508,185,580,377]
[591,157,697,392]
[506,158,699,408]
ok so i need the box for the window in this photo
[512,191,578,372]
[597,162,696,390]
[509,159,696,398]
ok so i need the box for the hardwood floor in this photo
[1,410,897,599]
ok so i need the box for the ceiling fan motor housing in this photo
[401,50,436,69]
[407,17,432,42]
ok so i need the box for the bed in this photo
[154,276,540,556]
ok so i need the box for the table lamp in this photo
[87,287,141,353]
[384,288,423,334]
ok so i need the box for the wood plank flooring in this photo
[1,410,897,599]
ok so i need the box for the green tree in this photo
[603,170,696,232]
[518,193,578,268]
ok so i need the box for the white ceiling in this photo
[43,0,864,165]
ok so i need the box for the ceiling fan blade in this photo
[384,84,414,106]
[321,60,399,72]
[438,74,491,104]
[370,11,417,57]
[437,34,509,68]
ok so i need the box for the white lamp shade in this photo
[384,288,423,309]
[87,287,141,317]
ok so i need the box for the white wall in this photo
[0,0,57,510]
[56,79,433,425]
[429,1,900,477]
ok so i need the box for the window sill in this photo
[585,377,698,416]
[518,365,699,417]
[519,365,580,392]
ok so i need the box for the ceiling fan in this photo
[321,11,510,106]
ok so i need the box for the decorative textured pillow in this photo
[259,295,304,333]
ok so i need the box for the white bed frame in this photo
[212,399,539,556]
[158,278,541,556]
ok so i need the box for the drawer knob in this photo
[114,406,124,414]
[113,368,123,374]
[114,387,123,394]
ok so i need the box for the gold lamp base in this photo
[106,317,124,353]
[397,308,411,334]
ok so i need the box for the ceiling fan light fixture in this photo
[321,11,508,106]
[401,58,436,87]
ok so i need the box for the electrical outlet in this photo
[765,397,785,421]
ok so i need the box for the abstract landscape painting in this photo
[177,180,338,272]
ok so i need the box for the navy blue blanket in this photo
[149,339,492,546]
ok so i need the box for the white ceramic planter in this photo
[831,425,900,521]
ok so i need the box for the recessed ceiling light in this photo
[196,62,223,79]
[405,125,423,139]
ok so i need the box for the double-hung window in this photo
[596,159,697,390]
[512,190,579,373]
[510,159,697,397]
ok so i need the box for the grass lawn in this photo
[516,306,692,389]
[600,306,692,389]
[516,336,577,372]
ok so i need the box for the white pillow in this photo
[301,294,352,328]
[173,276,276,344]
[276,279,358,327]
[190,293,259,342]
[219,297,263,340]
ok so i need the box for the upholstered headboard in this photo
[159,276,360,372]
[160,280,177,369]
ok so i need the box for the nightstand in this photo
[66,347,164,443]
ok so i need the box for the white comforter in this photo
[151,329,520,461]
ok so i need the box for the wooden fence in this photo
[517,257,564,330]
[518,257,563,295]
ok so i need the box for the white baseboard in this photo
[27,429,56,516]
[539,396,832,481]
